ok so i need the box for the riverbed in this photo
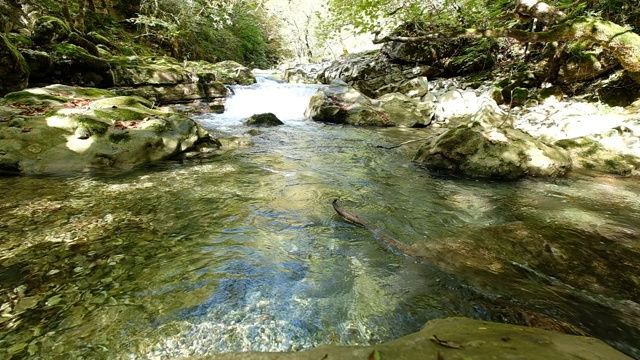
[0,78,639,359]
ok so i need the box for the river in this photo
[0,78,639,359]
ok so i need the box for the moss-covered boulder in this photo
[20,50,52,82]
[67,32,100,57]
[0,34,29,96]
[414,119,572,179]
[556,137,640,175]
[46,42,114,87]
[196,317,630,360]
[245,113,284,126]
[376,92,434,127]
[194,60,255,85]
[0,85,219,175]
[32,16,70,45]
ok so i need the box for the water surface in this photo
[0,78,639,359]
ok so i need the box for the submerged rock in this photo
[0,85,219,175]
[195,317,630,360]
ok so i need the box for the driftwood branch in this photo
[332,200,420,257]
[375,137,431,150]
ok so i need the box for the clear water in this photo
[0,78,639,359]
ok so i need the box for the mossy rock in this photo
[75,116,110,139]
[245,113,284,127]
[0,86,218,175]
[2,89,68,106]
[539,86,564,101]
[414,123,572,179]
[85,32,112,48]
[67,32,100,57]
[556,137,640,175]
[53,43,110,71]
[32,16,70,45]
[90,96,153,109]
[5,33,33,49]
[0,34,29,96]
[20,50,52,80]
[511,87,529,106]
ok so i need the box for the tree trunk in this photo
[374,18,640,82]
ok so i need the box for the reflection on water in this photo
[0,79,639,359]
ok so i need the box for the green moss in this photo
[7,120,24,128]
[53,43,110,70]
[33,16,70,45]
[147,120,173,134]
[108,132,131,143]
[77,116,110,135]
[5,33,33,49]
[91,96,153,109]
[71,88,115,99]
[94,108,148,122]
[2,91,69,105]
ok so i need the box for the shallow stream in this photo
[0,78,639,359]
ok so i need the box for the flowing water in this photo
[1,78,640,359]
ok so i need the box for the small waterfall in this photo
[196,77,322,131]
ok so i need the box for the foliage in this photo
[321,0,640,40]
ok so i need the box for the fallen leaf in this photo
[21,127,32,133]
[431,335,462,349]
[368,350,381,360]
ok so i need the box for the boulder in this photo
[20,50,52,83]
[48,42,114,87]
[283,67,319,84]
[108,56,248,103]
[317,52,439,98]
[376,93,434,127]
[305,80,385,125]
[557,44,619,84]
[195,317,630,360]
[414,107,572,179]
[245,113,284,127]
[556,137,640,175]
[67,32,100,57]
[32,16,70,45]
[112,83,228,103]
[0,34,29,96]
[306,81,435,127]
[0,85,219,176]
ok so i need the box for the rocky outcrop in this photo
[195,317,630,360]
[316,32,495,98]
[0,85,219,176]
[0,17,254,104]
[305,80,433,127]
[0,34,29,96]
[414,106,572,179]
[109,57,256,104]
